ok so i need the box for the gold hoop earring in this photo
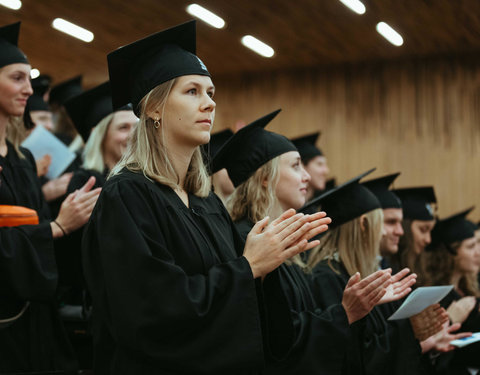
[154,119,160,129]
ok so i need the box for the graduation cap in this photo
[204,128,233,161]
[49,76,83,107]
[363,173,402,209]
[0,22,29,68]
[107,20,210,116]
[300,168,380,228]
[291,132,323,162]
[65,82,118,143]
[429,207,476,253]
[27,93,49,112]
[392,187,436,221]
[31,74,52,97]
[211,109,297,187]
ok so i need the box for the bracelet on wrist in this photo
[54,220,67,236]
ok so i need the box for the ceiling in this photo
[1,0,480,88]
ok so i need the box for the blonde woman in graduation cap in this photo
[82,21,330,375]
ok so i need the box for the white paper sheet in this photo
[388,285,453,320]
[21,126,76,180]
[450,332,480,348]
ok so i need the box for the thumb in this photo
[346,272,360,288]
[251,216,269,234]
[80,176,96,193]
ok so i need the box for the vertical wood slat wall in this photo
[212,56,480,221]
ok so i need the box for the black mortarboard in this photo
[429,207,475,252]
[363,173,402,209]
[300,168,380,228]
[392,187,436,221]
[108,20,210,116]
[0,22,28,68]
[206,129,233,160]
[49,76,83,107]
[31,74,52,97]
[27,93,49,111]
[65,82,115,142]
[211,109,297,187]
[291,132,323,162]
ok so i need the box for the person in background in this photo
[56,81,137,371]
[423,208,480,374]
[49,75,83,149]
[0,21,100,374]
[363,173,404,269]
[388,187,437,283]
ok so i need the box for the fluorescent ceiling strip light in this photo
[30,68,40,79]
[52,18,94,43]
[338,0,365,15]
[376,22,403,46]
[241,35,274,58]
[186,4,225,29]
[0,0,22,10]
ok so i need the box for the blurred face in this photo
[0,63,33,118]
[410,219,435,254]
[162,75,215,149]
[455,237,480,274]
[30,110,54,131]
[275,151,311,210]
[102,110,137,163]
[304,155,329,191]
[380,208,404,256]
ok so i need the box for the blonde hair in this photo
[110,79,211,197]
[307,208,384,277]
[82,113,114,173]
[226,156,305,267]
[227,157,280,223]
[6,116,28,158]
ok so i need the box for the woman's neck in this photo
[306,185,315,202]
[451,271,462,290]
[167,142,195,190]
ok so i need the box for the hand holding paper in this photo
[388,285,454,320]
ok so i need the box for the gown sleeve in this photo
[0,223,56,301]
[82,177,265,373]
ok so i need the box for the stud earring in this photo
[153,119,160,129]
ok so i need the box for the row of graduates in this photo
[0,19,479,375]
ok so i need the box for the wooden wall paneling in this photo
[213,56,480,221]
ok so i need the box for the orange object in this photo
[0,205,39,227]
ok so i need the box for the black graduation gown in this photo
[82,169,293,375]
[0,142,77,374]
[309,259,424,375]
[235,217,350,375]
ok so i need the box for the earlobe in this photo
[262,178,269,188]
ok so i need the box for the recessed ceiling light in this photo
[338,0,365,15]
[30,68,40,79]
[241,35,274,58]
[376,22,403,46]
[52,18,94,43]
[186,4,225,29]
[0,0,22,10]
